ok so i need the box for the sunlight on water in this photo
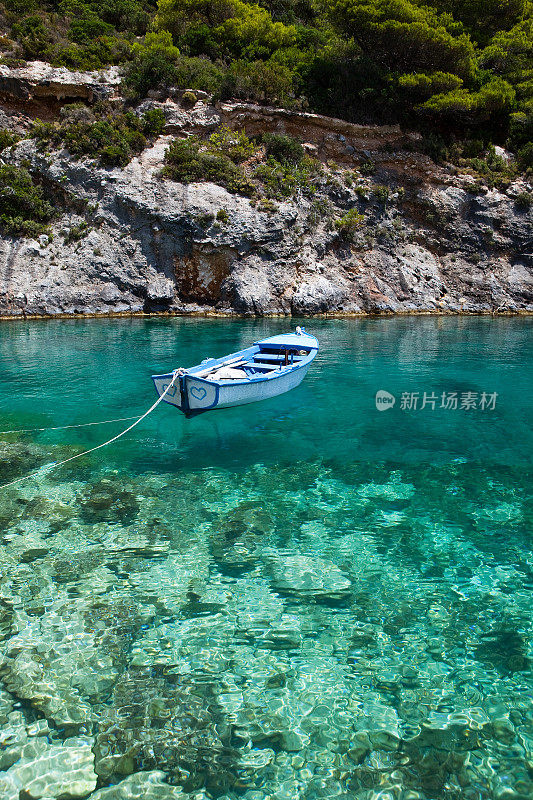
[0,316,531,799]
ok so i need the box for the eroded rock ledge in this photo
[0,62,531,318]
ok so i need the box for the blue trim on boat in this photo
[179,374,190,415]
[184,377,220,410]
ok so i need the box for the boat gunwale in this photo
[152,333,319,388]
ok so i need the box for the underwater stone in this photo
[128,548,210,617]
[6,736,97,798]
[238,749,275,770]
[86,770,187,799]
[263,614,302,649]
[279,730,310,752]
[50,547,106,584]
[93,666,237,793]
[209,499,273,572]
[357,479,415,501]
[266,553,351,600]
[0,772,19,800]
[0,687,14,724]
[79,478,140,524]
[26,720,51,738]
[0,598,118,726]
[0,441,45,484]
[0,710,28,770]
[347,731,371,764]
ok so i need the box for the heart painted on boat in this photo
[190,386,207,401]
[162,383,177,397]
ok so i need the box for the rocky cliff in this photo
[0,62,531,317]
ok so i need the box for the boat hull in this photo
[152,330,318,416]
[152,362,312,415]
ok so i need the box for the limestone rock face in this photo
[0,61,120,106]
[0,63,530,318]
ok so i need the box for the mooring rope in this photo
[0,416,139,435]
[0,373,179,491]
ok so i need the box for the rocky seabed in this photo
[0,438,531,799]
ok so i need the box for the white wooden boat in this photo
[152,328,319,417]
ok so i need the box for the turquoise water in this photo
[0,316,531,799]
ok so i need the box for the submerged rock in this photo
[79,478,140,525]
[265,553,352,600]
[0,595,118,726]
[0,442,45,485]
[5,736,97,798]
[86,770,187,799]
[0,711,28,770]
[94,666,238,794]
[209,500,272,573]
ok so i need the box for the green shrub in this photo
[218,58,297,105]
[44,35,130,71]
[455,143,517,187]
[0,165,55,237]
[515,191,532,210]
[254,154,319,199]
[156,0,297,60]
[69,15,113,46]
[257,198,278,212]
[30,106,165,167]
[360,160,376,176]
[63,221,91,243]
[373,184,389,205]
[29,120,58,151]
[517,142,533,170]
[262,132,304,165]
[173,56,225,94]
[462,139,485,158]
[141,108,166,137]
[4,0,39,11]
[123,31,181,98]
[181,90,197,107]
[216,208,229,222]
[508,111,533,152]
[0,129,19,151]
[306,197,333,227]
[195,211,215,227]
[334,208,365,240]
[162,136,253,195]
[208,126,256,163]
[398,71,464,102]
[11,15,51,59]
[418,133,450,163]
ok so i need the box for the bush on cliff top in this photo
[4,0,154,69]
[3,0,532,163]
[122,30,181,98]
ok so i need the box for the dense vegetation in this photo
[162,126,321,198]
[31,103,166,166]
[0,164,55,236]
[0,0,531,159]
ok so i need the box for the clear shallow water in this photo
[0,316,531,800]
